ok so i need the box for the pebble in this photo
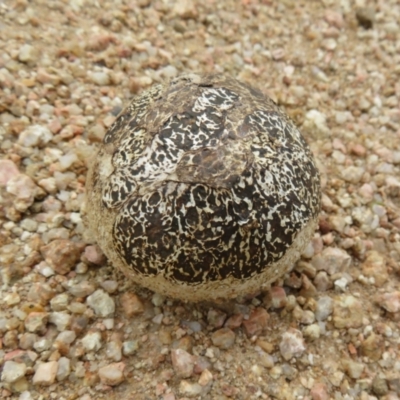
[314,271,333,292]
[179,380,203,396]
[24,312,49,334]
[122,340,139,356]
[18,125,53,148]
[1,361,27,383]
[98,362,126,386]
[224,313,243,329]
[120,292,144,317]
[91,72,110,86]
[361,333,384,361]
[375,291,400,313]
[32,361,58,386]
[211,328,235,350]
[372,376,389,397]
[303,324,321,341]
[310,382,329,400]
[333,295,364,329]
[242,308,269,338]
[311,247,351,275]
[68,282,96,298]
[56,357,71,381]
[207,309,227,328]
[279,329,306,360]
[303,110,329,138]
[40,239,82,275]
[18,44,38,64]
[343,360,364,379]
[266,286,287,309]
[83,245,105,265]
[81,331,102,352]
[106,340,122,361]
[49,312,71,331]
[362,251,388,287]
[171,349,195,378]
[6,174,40,212]
[86,289,115,317]
[0,159,20,186]
[100,280,119,294]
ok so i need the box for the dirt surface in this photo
[0,1,399,399]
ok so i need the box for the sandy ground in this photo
[0,0,399,399]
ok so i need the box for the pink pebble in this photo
[0,159,20,186]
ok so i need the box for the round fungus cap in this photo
[85,74,321,302]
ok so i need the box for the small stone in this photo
[334,276,349,291]
[343,360,364,379]
[198,369,213,386]
[362,251,388,287]
[372,376,389,397]
[311,247,351,275]
[18,44,38,64]
[49,312,71,331]
[303,110,329,138]
[258,352,274,368]
[375,291,400,313]
[266,286,287,309]
[50,294,70,311]
[19,333,37,350]
[171,349,195,378]
[207,309,227,328]
[91,72,110,86]
[100,280,119,294]
[106,340,122,361]
[33,338,52,352]
[32,361,58,386]
[242,308,269,337]
[179,380,203,396]
[315,296,333,321]
[18,125,53,148]
[310,382,329,400]
[193,357,212,374]
[333,295,364,329]
[122,340,139,356]
[98,362,126,386]
[6,174,40,212]
[352,207,379,234]
[41,239,82,275]
[129,76,153,93]
[152,293,165,307]
[68,282,96,298]
[87,289,115,317]
[19,391,33,400]
[211,328,235,350]
[279,328,305,360]
[81,331,102,352]
[83,245,105,265]
[0,160,20,186]
[303,324,321,341]
[224,313,243,329]
[120,292,144,317]
[56,330,77,345]
[24,312,48,333]
[1,361,27,383]
[173,0,198,19]
[360,333,384,361]
[56,357,71,381]
[314,272,333,292]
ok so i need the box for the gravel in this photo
[0,0,400,399]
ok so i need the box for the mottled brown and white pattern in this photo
[85,74,321,302]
